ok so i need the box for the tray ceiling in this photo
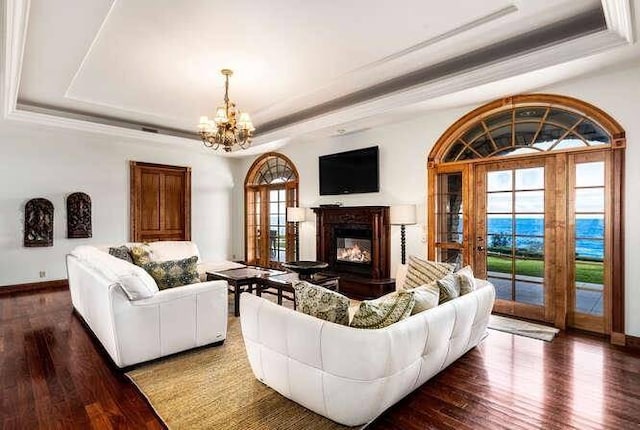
[8,0,638,151]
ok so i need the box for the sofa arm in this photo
[110,279,228,367]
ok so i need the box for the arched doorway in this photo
[245,153,299,268]
[427,94,625,340]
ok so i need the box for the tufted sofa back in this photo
[240,280,495,426]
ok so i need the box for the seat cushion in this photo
[350,290,415,329]
[141,256,200,290]
[403,256,454,290]
[292,280,350,326]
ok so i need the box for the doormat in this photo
[488,314,559,342]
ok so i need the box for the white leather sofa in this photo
[66,241,237,367]
[240,277,495,426]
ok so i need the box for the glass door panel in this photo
[478,161,550,321]
[570,157,606,332]
[435,171,464,267]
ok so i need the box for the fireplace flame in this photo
[337,242,371,263]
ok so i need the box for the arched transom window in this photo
[442,106,611,162]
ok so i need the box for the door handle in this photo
[476,246,485,252]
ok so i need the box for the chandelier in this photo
[198,69,255,152]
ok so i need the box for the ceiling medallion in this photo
[198,69,255,152]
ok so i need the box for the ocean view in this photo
[487,217,604,260]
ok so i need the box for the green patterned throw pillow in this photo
[292,280,350,326]
[108,245,133,264]
[142,255,200,290]
[130,244,153,266]
[350,291,415,329]
[436,273,460,304]
[403,256,454,290]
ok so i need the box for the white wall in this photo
[232,59,640,335]
[0,121,236,286]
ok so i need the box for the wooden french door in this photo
[474,158,555,322]
[246,184,297,268]
[567,151,610,333]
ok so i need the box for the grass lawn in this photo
[487,255,603,284]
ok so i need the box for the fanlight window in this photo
[443,107,611,162]
[249,156,296,185]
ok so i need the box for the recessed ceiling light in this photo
[336,129,346,135]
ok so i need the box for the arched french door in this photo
[245,153,299,268]
[427,94,625,340]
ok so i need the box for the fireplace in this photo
[335,228,372,265]
[313,206,393,299]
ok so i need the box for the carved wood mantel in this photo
[312,206,393,298]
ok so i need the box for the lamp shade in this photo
[286,207,306,222]
[390,204,417,225]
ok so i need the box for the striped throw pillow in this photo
[436,273,460,304]
[403,256,454,290]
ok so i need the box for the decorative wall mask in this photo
[67,192,92,239]
[24,198,54,247]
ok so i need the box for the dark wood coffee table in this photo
[207,266,285,316]
[260,272,340,308]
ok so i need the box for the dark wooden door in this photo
[130,161,191,242]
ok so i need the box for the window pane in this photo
[576,239,604,261]
[547,109,580,129]
[488,217,512,235]
[576,120,609,145]
[554,135,586,150]
[515,191,544,213]
[488,233,513,251]
[576,162,604,187]
[488,171,512,192]
[490,125,512,149]
[488,192,512,213]
[516,215,544,236]
[515,167,544,190]
[575,188,604,212]
[576,215,604,239]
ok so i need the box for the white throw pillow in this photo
[407,283,440,314]
[456,265,476,295]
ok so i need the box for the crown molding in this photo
[1,0,29,119]
[602,0,634,42]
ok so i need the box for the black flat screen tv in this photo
[319,146,379,195]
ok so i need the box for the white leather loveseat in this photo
[240,276,495,426]
[66,241,237,367]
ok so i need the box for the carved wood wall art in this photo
[24,198,54,247]
[67,192,92,239]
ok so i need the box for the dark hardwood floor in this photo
[2,287,640,429]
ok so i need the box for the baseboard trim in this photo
[0,279,68,295]
[625,335,640,349]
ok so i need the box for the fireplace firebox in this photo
[313,206,394,299]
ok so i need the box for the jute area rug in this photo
[126,308,362,430]
[488,314,560,342]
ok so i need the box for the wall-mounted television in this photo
[319,146,379,195]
